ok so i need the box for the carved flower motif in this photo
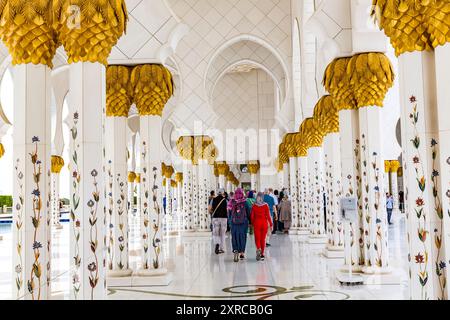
[32,136,40,143]
[87,200,95,208]
[416,198,424,206]
[431,139,438,147]
[15,265,22,273]
[410,96,416,103]
[415,254,424,264]
[91,169,98,177]
[413,156,420,164]
[87,262,97,272]
[32,241,42,250]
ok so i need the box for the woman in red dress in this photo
[250,192,273,261]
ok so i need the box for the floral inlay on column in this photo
[150,167,162,269]
[354,138,365,266]
[409,97,430,300]
[141,141,150,269]
[87,169,100,300]
[107,162,114,270]
[116,174,127,270]
[70,112,81,298]
[371,151,387,268]
[430,138,446,299]
[28,136,43,300]
[14,159,24,298]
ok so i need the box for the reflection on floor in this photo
[0,211,409,300]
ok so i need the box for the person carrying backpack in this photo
[227,188,249,262]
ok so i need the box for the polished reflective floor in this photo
[0,211,409,300]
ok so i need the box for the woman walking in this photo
[228,188,249,262]
[278,194,292,233]
[250,192,273,261]
[246,191,256,235]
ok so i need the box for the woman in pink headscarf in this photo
[228,188,249,262]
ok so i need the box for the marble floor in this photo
[0,211,409,300]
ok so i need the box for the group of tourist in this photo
[209,187,292,262]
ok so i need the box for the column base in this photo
[339,264,363,273]
[297,228,311,235]
[322,246,345,258]
[107,269,133,278]
[132,268,173,286]
[288,228,299,235]
[361,267,404,285]
[108,269,173,287]
[193,231,212,237]
[308,234,328,244]
[181,230,198,238]
[336,271,364,285]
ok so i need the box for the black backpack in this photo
[232,201,247,225]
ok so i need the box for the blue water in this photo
[0,224,10,234]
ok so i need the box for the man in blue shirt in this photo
[386,193,394,225]
[263,189,277,246]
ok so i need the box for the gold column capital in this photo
[175,172,183,183]
[171,180,177,188]
[371,0,449,56]
[323,56,356,111]
[106,65,133,117]
[390,160,401,173]
[216,162,229,176]
[323,53,394,110]
[0,143,4,158]
[313,95,339,135]
[294,133,308,157]
[300,118,324,149]
[131,64,174,116]
[347,52,395,108]
[177,136,194,161]
[0,1,58,67]
[56,0,128,65]
[51,155,65,174]
[128,171,136,183]
[135,173,141,184]
[162,163,174,179]
[384,160,391,173]
[247,160,260,174]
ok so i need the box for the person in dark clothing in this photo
[211,188,228,254]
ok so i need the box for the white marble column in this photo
[218,174,226,189]
[137,116,166,275]
[105,116,132,278]
[358,106,389,273]
[182,160,194,232]
[398,51,440,299]
[297,156,310,234]
[12,64,52,300]
[283,163,289,190]
[435,43,450,300]
[68,62,106,300]
[192,164,200,230]
[289,157,300,233]
[307,147,327,243]
[323,132,345,257]
[339,109,363,271]
[390,161,401,211]
[197,159,211,233]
